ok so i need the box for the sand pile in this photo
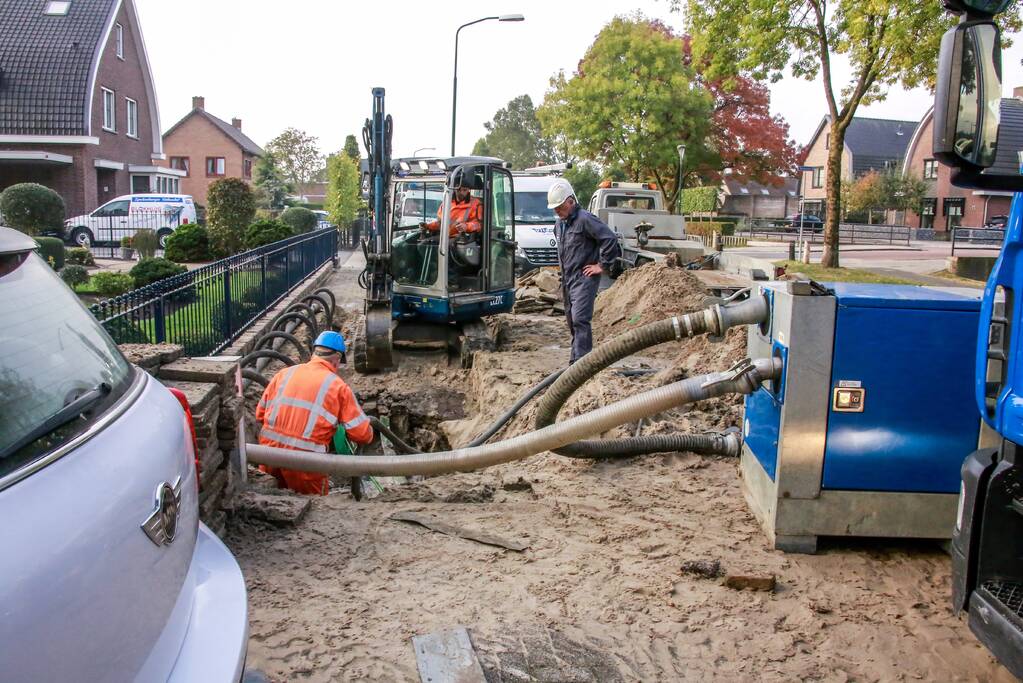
[593,262,710,344]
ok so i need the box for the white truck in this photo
[587,181,686,246]
[511,170,564,273]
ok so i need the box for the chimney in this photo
[231,118,242,130]
[192,96,205,110]
[1014,86,1023,100]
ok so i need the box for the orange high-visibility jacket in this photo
[255,356,373,495]
[426,196,482,237]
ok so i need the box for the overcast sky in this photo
[135,0,1023,161]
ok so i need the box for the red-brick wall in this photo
[0,144,87,216]
[904,114,1012,231]
[161,113,250,204]
[86,3,158,209]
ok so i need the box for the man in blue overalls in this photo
[548,179,622,363]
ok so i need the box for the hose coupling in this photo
[709,293,771,336]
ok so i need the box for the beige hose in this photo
[243,356,781,477]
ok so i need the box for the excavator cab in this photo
[388,157,516,325]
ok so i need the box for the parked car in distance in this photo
[311,209,336,230]
[52,194,198,249]
[787,213,824,231]
[984,214,1008,229]
[511,173,562,273]
[0,226,248,682]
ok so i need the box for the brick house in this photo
[718,177,800,219]
[900,96,1023,232]
[0,0,183,217]
[160,97,264,204]
[799,116,917,219]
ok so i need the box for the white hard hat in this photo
[547,178,576,209]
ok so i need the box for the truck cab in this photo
[588,181,686,245]
[510,173,561,273]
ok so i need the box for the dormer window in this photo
[115,23,123,59]
[44,1,70,15]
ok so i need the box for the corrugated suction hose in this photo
[242,357,780,477]
[535,295,769,458]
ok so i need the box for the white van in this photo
[61,194,197,249]
[511,173,561,272]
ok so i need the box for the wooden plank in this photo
[412,627,487,683]
[390,511,530,552]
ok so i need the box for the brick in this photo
[158,358,239,387]
[199,450,225,489]
[231,489,311,527]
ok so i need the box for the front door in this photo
[96,168,117,205]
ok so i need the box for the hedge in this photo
[35,237,65,270]
[280,206,318,234]
[0,183,65,235]
[243,218,293,249]
[129,257,188,288]
[65,247,96,266]
[92,271,134,298]
[164,223,212,262]
[685,221,733,237]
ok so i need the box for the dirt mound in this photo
[593,262,710,343]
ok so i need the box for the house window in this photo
[44,1,70,15]
[125,98,138,138]
[102,88,115,132]
[811,167,824,189]
[944,197,965,230]
[243,158,253,178]
[920,198,937,230]
[206,157,226,177]
[170,157,190,175]
[115,23,124,59]
[923,159,938,180]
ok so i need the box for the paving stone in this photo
[157,380,221,414]
[722,574,777,592]
[199,451,225,487]
[158,358,239,388]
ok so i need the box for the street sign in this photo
[797,165,814,172]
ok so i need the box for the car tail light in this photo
[167,387,200,486]
[182,218,189,224]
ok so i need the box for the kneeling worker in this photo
[255,331,374,495]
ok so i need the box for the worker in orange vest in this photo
[255,331,374,495]
[422,178,482,237]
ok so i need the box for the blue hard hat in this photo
[313,330,346,353]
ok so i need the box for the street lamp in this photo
[451,14,525,156]
[413,147,436,158]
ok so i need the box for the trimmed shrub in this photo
[103,316,150,345]
[65,247,96,266]
[59,264,90,288]
[243,218,293,249]
[207,178,256,256]
[164,223,212,262]
[0,183,65,236]
[280,206,318,234]
[92,271,134,298]
[129,257,188,289]
[685,221,733,237]
[133,228,159,259]
[35,237,65,270]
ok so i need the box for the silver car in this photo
[0,227,248,681]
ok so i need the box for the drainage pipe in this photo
[242,357,779,478]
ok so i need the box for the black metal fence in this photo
[951,226,1006,256]
[740,220,911,246]
[90,227,338,356]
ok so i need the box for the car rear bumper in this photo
[166,523,248,682]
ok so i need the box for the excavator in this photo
[353,88,517,372]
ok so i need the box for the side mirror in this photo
[934,21,1002,170]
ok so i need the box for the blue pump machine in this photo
[741,280,988,553]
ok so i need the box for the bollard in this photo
[787,241,796,261]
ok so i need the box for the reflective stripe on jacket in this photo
[255,356,374,450]
[426,196,482,236]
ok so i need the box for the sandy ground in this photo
[227,258,1013,682]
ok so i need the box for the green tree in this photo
[280,206,318,234]
[563,163,602,208]
[538,16,714,213]
[344,134,361,161]
[265,128,324,187]
[253,152,291,209]
[325,153,362,227]
[207,178,256,256]
[844,169,927,224]
[680,0,1020,266]
[472,95,564,169]
[0,183,65,236]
